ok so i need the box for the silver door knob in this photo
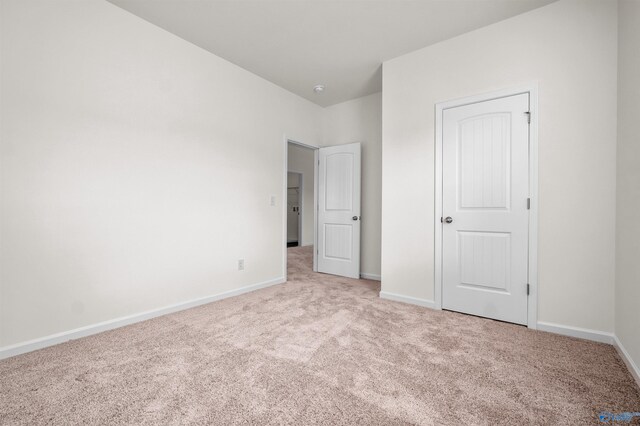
[352,216,361,221]
[445,217,453,223]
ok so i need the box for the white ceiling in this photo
[107,0,556,107]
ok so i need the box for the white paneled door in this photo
[317,143,361,279]
[442,93,530,325]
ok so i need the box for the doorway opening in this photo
[285,140,318,277]
[283,138,363,281]
[287,172,302,247]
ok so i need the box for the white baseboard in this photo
[536,321,614,344]
[5,280,639,390]
[537,323,639,388]
[0,277,285,360]
[613,335,640,389]
[379,291,438,309]
[360,272,381,281]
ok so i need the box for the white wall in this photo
[287,144,315,246]
[322,93,382,278]
[0,0,629,356]
[0,0,322,348]
[382,0,618,332]
[615,0,640,375]
[287,173,300,188]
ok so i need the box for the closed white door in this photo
[317,143,361,279]
[442,93,530,325]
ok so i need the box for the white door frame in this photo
[434,84,539,329]
[283,137,319,280]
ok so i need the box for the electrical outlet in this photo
[238,259,244,271]
[270,195,276,206]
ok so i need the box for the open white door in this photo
[317,143,361,279]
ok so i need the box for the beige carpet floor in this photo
[1,246,639,425]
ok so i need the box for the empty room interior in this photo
[1,0,640,424]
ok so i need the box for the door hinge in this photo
[527,198,531,210]
[525,111,531,124]
[527,284,530,296]
[440,216,443,223]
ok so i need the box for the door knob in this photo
[444,216,453,223]
[352,216,361,221]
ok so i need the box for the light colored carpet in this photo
[1,246,639,425]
